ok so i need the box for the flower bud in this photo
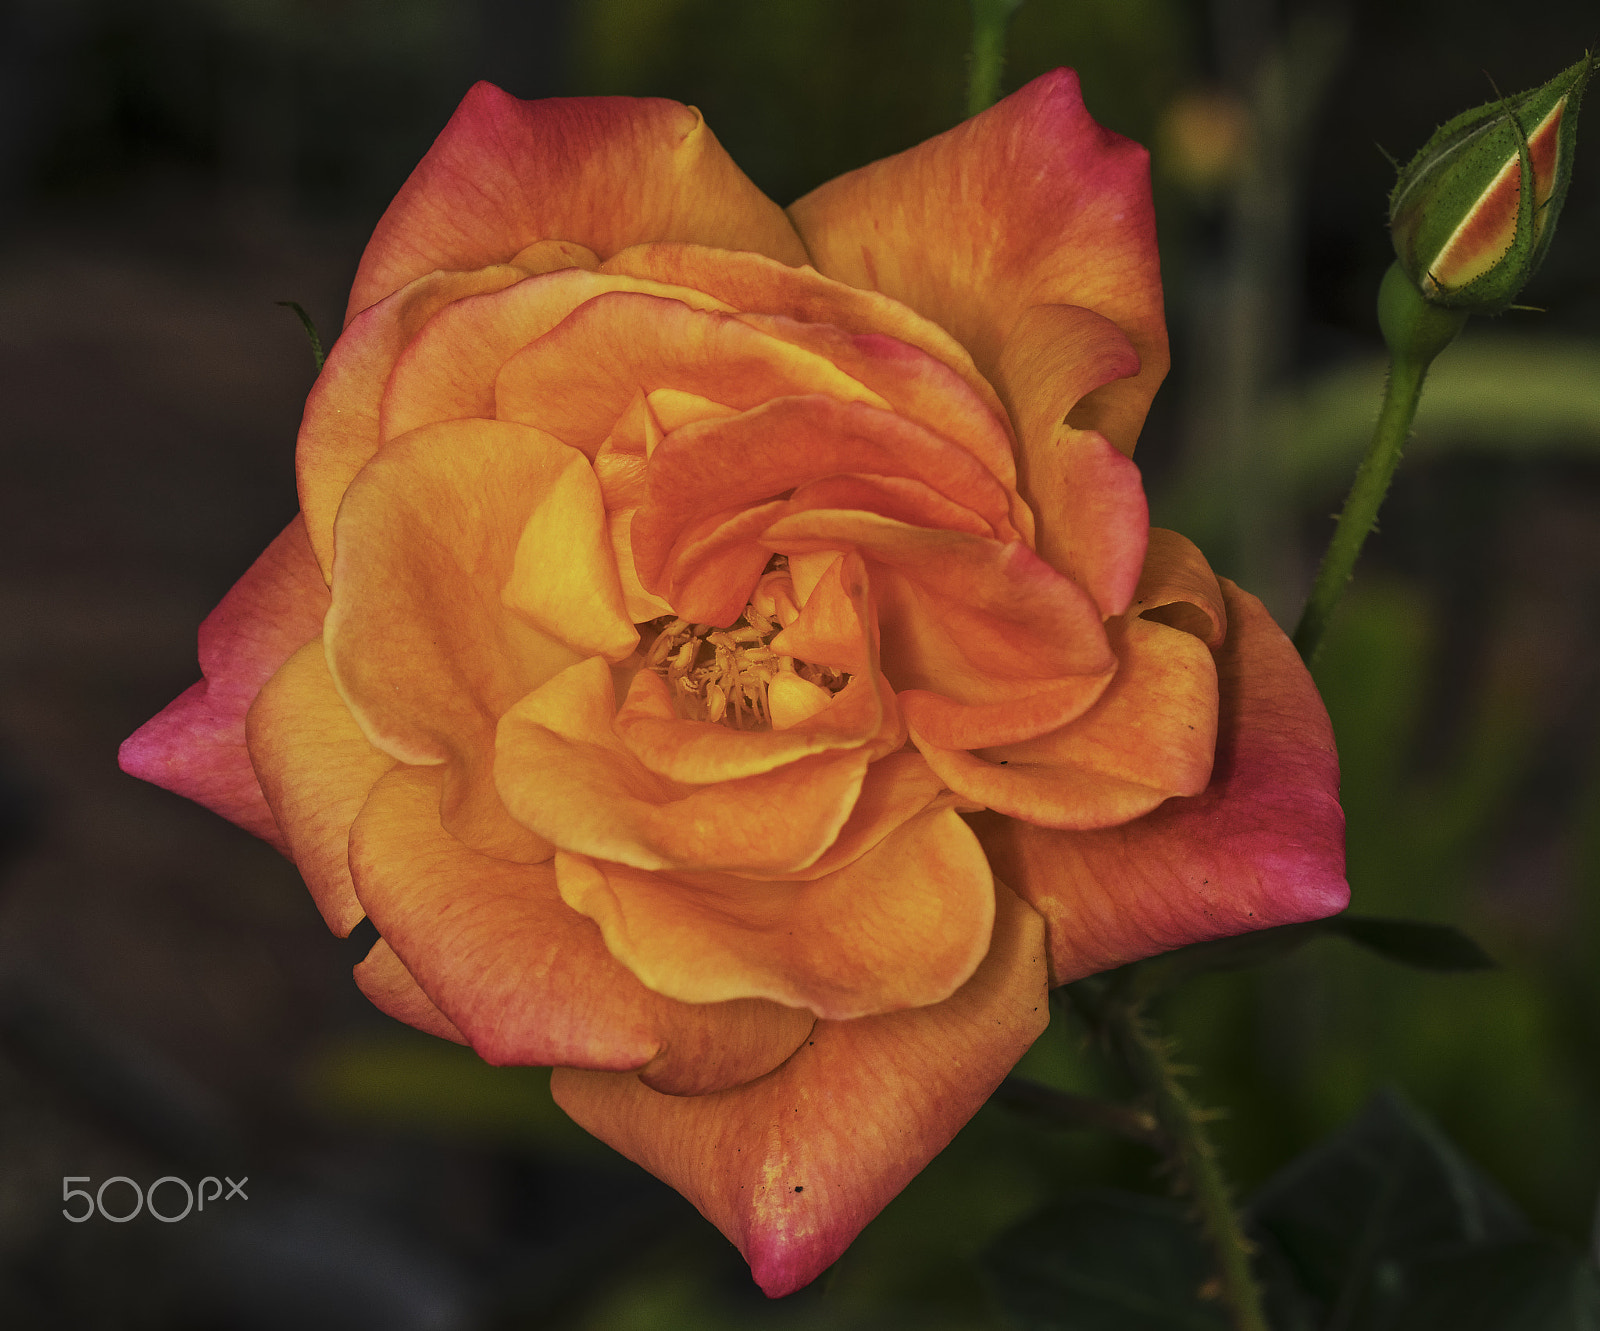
[1389,53,1591,314]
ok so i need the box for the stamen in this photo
[639,563,851,729]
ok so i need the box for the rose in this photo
[120,71,1346,1295]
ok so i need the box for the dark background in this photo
[1,1,1597,1326]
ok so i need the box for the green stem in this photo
[1292,262,1467,662]
[966,0,1024,117]
[994,1075,1162,1146]
[1103,1000,1271,1331]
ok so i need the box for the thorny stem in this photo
[966,0,1025,117]
[1101,998,1272,1331]
[1292,262,1467,663]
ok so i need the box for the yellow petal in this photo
[349,764,813,1091]
[246,639,394,936]
[555,798,994,1019]
[298,264,534,581]
[496,658,870,875]
[325,418,628,857]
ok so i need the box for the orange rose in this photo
[120,72,1346,1294]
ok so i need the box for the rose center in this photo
[642,603,849,730]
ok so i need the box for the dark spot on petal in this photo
[794,1185,804,1193]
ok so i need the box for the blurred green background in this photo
[0,0,1596,1326]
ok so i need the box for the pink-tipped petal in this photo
[789,69,1166,456]
[551,881,1048,1297]
[347,85,806,322]
[119,516,329,850]
[974,581,1347,984]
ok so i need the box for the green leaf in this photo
[277,299,326,373]
[983,1188,1231,1330]
[1249,1089,1529,1328]
[1094,923,1329,999]
[1091,913,1491,1000]
[1326,914,1495,971]
[1398,1239,1600,1331]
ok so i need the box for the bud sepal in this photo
[1389,53,1591,314]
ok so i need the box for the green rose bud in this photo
[1389,53,1591,314]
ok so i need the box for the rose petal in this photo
[735,312,1022,502]
[1131,527,1227,648]
[789,70,1166,456]
[788,474,994,539]
[380,267,737,447]
[998,403,1149,617]
[769,750,948,881]
[246,640,394,935]
[973,581,1347,984]
[993,303,1141,452]
[349,765,814,1092]
[990,311,1148,591]
[353,939,467,1045]
[347,84,807,322]
[594,395,678,621]
[298,263,537,581]
[615,668,885,785]
[633,396,1019,594]
[119,516,329,850]
[551,881,1048,1297]
[326,418,628,858]
[556,797,994,1019]
[914,613,1218,829]
[495,293,887,459]
[495,657,871,875]
[762,509,1114,749]
[600,242,1014,434]
[655,499,794,626]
